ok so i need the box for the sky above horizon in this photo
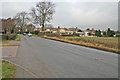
[0,0,119,30]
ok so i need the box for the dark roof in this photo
[78,29,83,32]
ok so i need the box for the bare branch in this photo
[30,1,55,31]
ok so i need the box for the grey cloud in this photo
[1,2,118,30]
[51,2,118,30]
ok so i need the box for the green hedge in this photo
[2,34,17,40]
[38,32,61,38]
[46,33,61,38]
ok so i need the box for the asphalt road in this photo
[5,35,118,78]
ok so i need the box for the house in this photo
[84,29,91,37]
[59,28,66,35]
[45,27,58,33]
[45,28,51,32]
[77,29,84,37]
[82,28,96,37]
[66,28,74,34]
[15,27,21,33]
[65,27,79,35]
[91,28,95,36]
[25,24,35,32]
[116,31,120,37]
[101,30,104,35]
[57,26,67,35]
[34,28,41,31]
[58,27,84,36]
[45,27,56,33]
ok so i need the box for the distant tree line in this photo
[95,28,115,37]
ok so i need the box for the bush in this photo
[2,34,17,40]
[38,32,45,36]
[34,31,39,35]
[62,34,73,37]
[30,31,35,34]
[15,35,20,41]
[46,33,61,38]
[24,31,29,34]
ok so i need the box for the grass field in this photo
[63,36,119,39]
[2,60,16,78]
[63,36,119,49]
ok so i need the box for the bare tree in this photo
[29,8,40,25]
[2,18,15,34]
[30,1,55,31]
[14,11,28,33]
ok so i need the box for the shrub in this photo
[2,34,17,40]
[30,31,35,34]
[34,31,39,35]
[15,35,21,41]
[38,32,45,36]
[46,33,61,38]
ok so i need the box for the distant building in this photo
[34,28,41,31]
[84,29,91,37]
[91,28,95,36]
[26,24,35,32]
[81,28,96,37]
[116,31,120,37]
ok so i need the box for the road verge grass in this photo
[15,35,21,41]
[1,60,16,78]
[32,34,39,37]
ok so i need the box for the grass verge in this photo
[1,60,16,78]
[15,35,21,41]
[32,34,40,37]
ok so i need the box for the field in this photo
[2,60,16,78]
[63,37,119,49]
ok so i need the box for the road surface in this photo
[5,35,118,78]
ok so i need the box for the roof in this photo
[67,28,77,31]
[46,27,58,31]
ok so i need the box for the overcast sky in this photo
[0,0,119,30]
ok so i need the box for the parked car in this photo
[28,33,32,37]
[23,33,27,35]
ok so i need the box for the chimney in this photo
[58,26,60,29]
[75,27,78,31]
[58,26,60,34]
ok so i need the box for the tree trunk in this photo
[42,23,45,31]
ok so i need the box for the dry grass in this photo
[1,41,20,46]
[65,37,118,49]
[43,36,119,53]
[1,43,20,46]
